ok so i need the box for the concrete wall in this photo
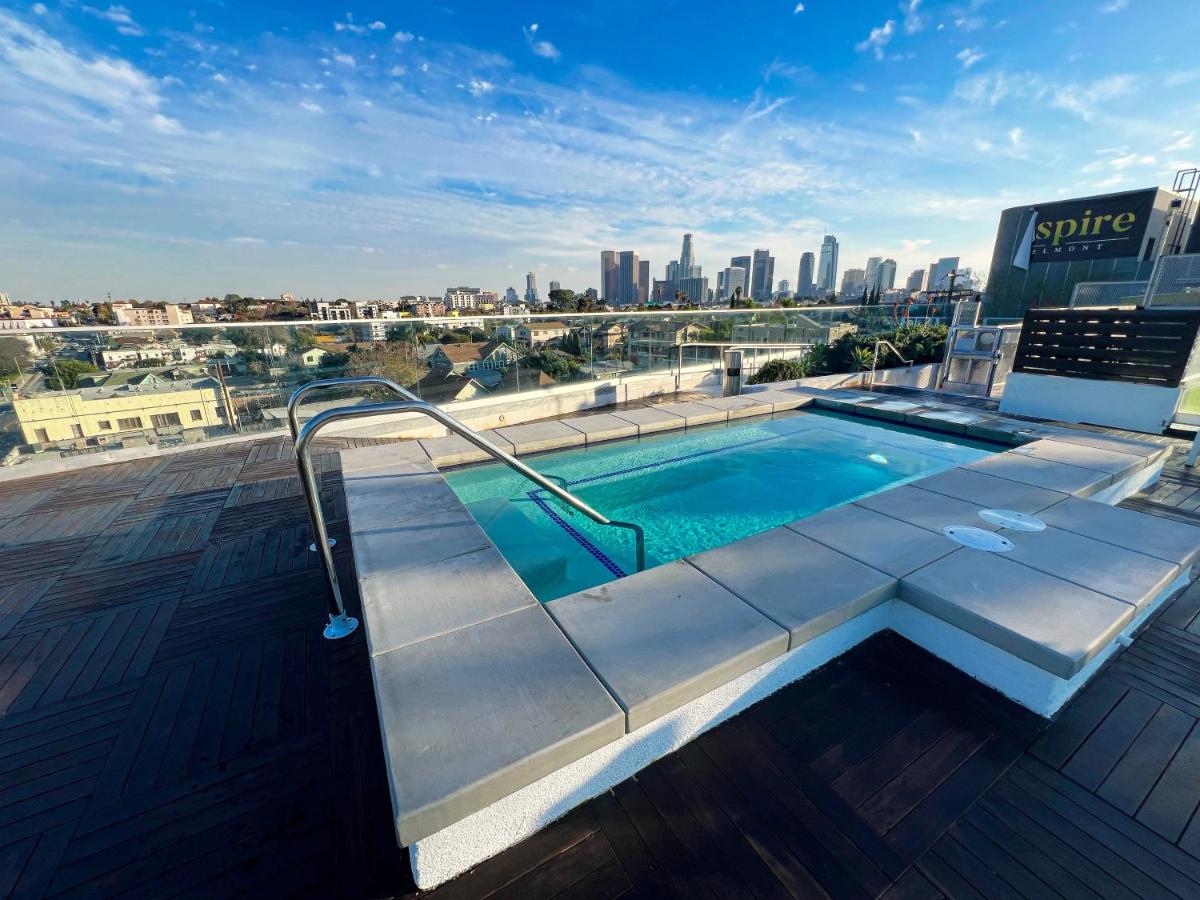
[1000,371,1179,434]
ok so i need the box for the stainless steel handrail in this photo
[287,375,420,440]
[869,339,912,387]
[295,398,647,639]
[674,342,814,390]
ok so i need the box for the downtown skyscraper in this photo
[817,235,839,295]
[797,252,815,298]
[750,249,774,300]
[525,272,539,304]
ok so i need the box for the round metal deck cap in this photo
[977,509,1046,532]
[942,525,1014,552]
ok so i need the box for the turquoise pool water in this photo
[445,410,996,602]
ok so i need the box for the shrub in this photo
[748,358,809,385]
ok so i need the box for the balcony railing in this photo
[0,302,957,467]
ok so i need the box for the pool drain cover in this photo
[977,509,1046,532]
[942,525,1014,552]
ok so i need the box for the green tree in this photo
[43,359,99,390]
[440,332,471,344]
[345,345,423,386]
[561,330,583,357]
[522,349,580,381]
[0,336,35,379]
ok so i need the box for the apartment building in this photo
[14,373,229,448]
[111,302,194,327]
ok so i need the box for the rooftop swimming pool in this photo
[445,409,996,602]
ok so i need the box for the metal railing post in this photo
[294,397,647,638]
[287,376,421,552]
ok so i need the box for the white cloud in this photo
[368,21,387,31]
[388,64,407,77]
[794,3,805,12]
[956,47,984,69]
[856,20,895,61]
[1101,0,1130,11]
[903,0,924,35]
[333,52,355,67]
[1163,132,1194,152]
[150,113,183,134]
[83,4,143,37]
[393,31,414,43]
[523,23,560,61]
[299,99,323,112]
[908,128,921,142]
[228,236,265,244]
[334,14,366,35]
[465,78,494,97]
[1051,74,1137,121]
[849,82,866,92]
[0,11,163,116]
[1009,127,1023,146]
[973,138,993,152]
[31,3,47,15]
[211,72,228,83]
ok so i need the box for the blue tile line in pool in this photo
[523,431,784,578]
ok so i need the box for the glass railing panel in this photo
[0,303,958,467]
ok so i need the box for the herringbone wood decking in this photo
[1,398,1200,898]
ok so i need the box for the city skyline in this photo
[1,2,1198,302]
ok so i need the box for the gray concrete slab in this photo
[358,546,538,656]
[654,401,730,427]
[343,464,491,580]
[964,416,1038,445]
[1012,439,1146,480]
[609,405,687,435]
[1044,430,1169,463]
[558,413,639,445]
[1002,526,1180,609]
[688,527,896,648]
[853,399,929,422]
[899,549,1136,679]
[904,408,992,434]
[855,484,1001,534]
[1038,496,1200,566]
[914,467,1068,514]
[494,420,587,454]
[741,389,816,411]
[694,396,775,420]
[791,502,960,577]
[964,452,1113,497]
[371,606,626,845]
[419,431,516,467]
[547,560,789,731]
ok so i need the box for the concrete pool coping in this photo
[340,386,1198,888]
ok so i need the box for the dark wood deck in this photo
[2,400,1200,898]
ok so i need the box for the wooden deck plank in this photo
[0,400,1199,898]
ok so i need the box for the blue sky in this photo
[1,0,1198,302]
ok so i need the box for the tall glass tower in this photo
[817,235,839,294]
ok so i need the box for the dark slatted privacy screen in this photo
[1013,307,1200,387]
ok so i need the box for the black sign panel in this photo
[1028,189,1155,262]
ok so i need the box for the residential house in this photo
[732,318,857,346]
[428,341,520,377]
[410,368,488,405]
[300,347,331,367]
[515,321,570,349]
[580,322,627,356]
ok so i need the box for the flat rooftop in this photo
[2,388,1200,897]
